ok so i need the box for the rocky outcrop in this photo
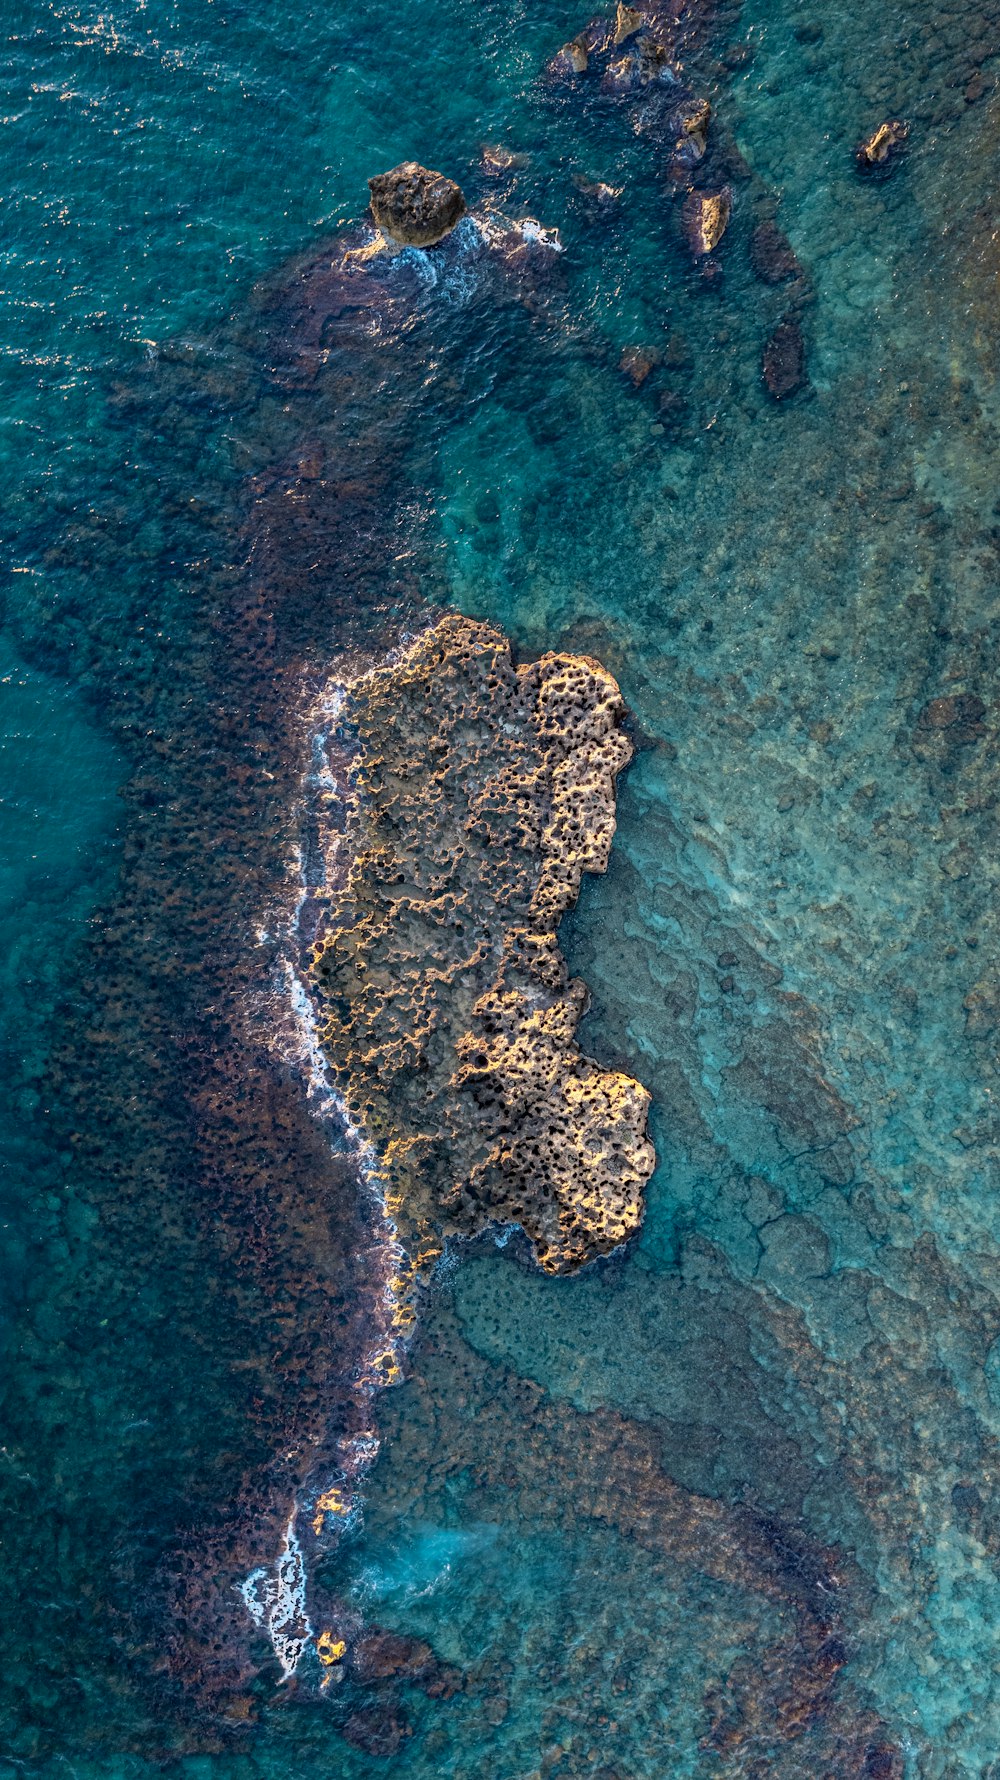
[546,34,590,77]
[855,119,909,174]
[367,161,466,246]
[682,187,732,257]
[671,97,711,175]
[613,3,645,44]
[312,615,654,1277]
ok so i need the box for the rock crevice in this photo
[312,614,655,1275]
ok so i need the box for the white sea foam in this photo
[235,667,419,1678]
[238,1514,311,1680]
[352,209,562,313]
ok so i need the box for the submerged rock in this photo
[763,314,807,400]
[367,161,466,246]
[682,186,732,256]
[856,119,909,174]
[350,1630,434,1683]
[342,1707,407,1758]
[750,218,803,284]
[916,691,986,743]
[601,34,673,93]
[572,171,624,217]
[480,142,530,177]
[619,343,661,385]
[312,615,655,1278]
[670,96,711,173]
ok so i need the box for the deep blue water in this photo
[3,1,1000,1776]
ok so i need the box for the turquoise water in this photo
[3,0,1000,1775]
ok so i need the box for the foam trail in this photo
[236,668,417,1680]
[239,1515,311,1681]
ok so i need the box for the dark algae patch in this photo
[3,0,1000,1772]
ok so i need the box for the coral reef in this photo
[13,0,1000,1762]
[312,615,654,1276]
[763,314,808,400]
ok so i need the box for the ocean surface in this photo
[3,0,1000,1775]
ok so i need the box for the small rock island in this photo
[367,161,467,246]
[312,616,655,1281]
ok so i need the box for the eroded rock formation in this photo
[682,186,732,257]
[856,118,909,174]
[312,614,654,1276]
[368,161,467,246]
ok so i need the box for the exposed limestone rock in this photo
[613,3,645,44]
[856,118,909,174]
[601,34,672,93]
[367,161,466,246]
[682,187,732,257]
[312,615,654,1277]
[546,35,590,77]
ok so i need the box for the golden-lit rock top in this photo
[312,614,654,1276]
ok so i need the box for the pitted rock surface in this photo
[312,614,654,1274]
[367,161,466,246]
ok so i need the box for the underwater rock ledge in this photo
[312,613,655,1277]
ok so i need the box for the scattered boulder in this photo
[856,119,909,174]
[670,97,711,173]
[619,344,661,385]
[750,219,802,284]
[572,172,624,216]
[614,3,645,43]
[367,161,466,246]
[601,35,673,92]
[762,315,806,400]
[682,187,731,256]
[546,34,590,77]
